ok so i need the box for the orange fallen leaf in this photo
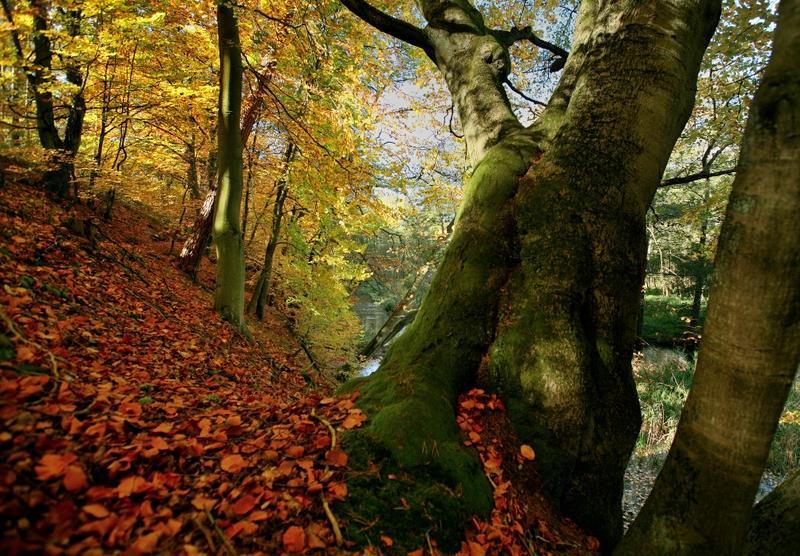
[282,525,306,553]
[152,423,173,434]
[328,482,348,499]
[220,454,247,473]
[520,444,535,461]
[286,445,304,458]
[325,449,348,467]
[191,495,216,511]
[230,494,257,516]
[83,504,110,518]
[380,535,393,547]
[342,410,366,429]
[130,531,162,553]
[35,453,76,480]
[63,464,88,492]
[119,402,142,418]
[118,475,148,497]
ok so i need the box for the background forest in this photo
[0,0,798,554]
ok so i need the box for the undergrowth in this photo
[633,347,800,477]
[641,295,705,345]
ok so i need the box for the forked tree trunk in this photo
[212,1,246,328]
[619,1,800,552]
[339,0,719,550]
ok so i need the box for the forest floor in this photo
[0,181,599,555]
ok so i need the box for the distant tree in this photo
[1,0,86,197]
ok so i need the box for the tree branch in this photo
[340,0,434,58]
[503,78,547,106]
[658,168,736,188]
[492,25,568,71]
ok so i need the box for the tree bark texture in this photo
[212,2,246,328]
[618,1,800,552]
[745,470,800,556]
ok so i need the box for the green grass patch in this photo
[641,295,705,345]
[634,347,800,477]
[634,348,693,450]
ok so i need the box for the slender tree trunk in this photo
[619,2,800,552]
[241,127,258,238]
[690,217,708,325]
[212,1,246,329]
[170,182,191,255]
[359,264,431,358]
[186,134,200,199]
[247,142,295,319]
[339,0,719,550]
[112,42,137,173]
[90,58,114,190]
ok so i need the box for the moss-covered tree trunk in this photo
[212,1,246,329]
[618,1,800,552]
[340,0,719,550]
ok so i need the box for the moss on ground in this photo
[338,429,490,553]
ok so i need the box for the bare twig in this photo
[192,516,217,553]
[311,409,337,450]
[659,167,736,188]
[503,79,547,106]
[0,307,65,381]
[204,510,237,556]
[321,493,344,547]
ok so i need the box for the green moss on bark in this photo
[337,134,539,550]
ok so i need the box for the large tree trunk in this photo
[339,0,719,550]
[212,2,246,328]
[618,1,800,552]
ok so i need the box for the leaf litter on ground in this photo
[0,181,601,555]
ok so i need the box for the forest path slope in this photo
[0,181,363,554]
